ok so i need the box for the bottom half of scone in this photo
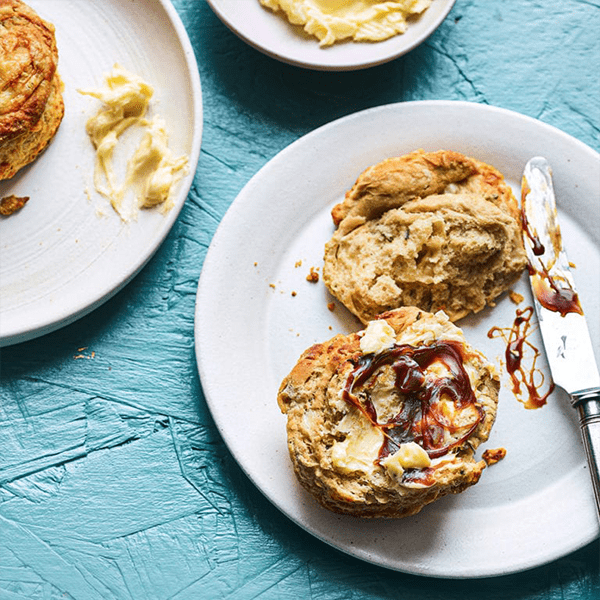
[0,73,64,180]
[277,307,500,518]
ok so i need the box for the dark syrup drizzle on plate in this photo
[488,307,554,409]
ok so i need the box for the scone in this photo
[277,307,500,518]
[323,150,527,323]
[0,0,64,180]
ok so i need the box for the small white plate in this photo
[195,101,600,578]
[0,0,202,347]
[206,0,456,71]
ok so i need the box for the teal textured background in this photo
[1,0,599,598]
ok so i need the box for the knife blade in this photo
[522,156,600,518]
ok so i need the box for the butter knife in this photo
[521,156,600,518]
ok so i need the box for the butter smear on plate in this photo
[79,64,188,222]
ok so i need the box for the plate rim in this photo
[0,0,203,347]
[206,0,457,71]
[195,100,600,578]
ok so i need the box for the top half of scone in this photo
[0,0,59,143]
[277,307,500,518]
[330,149,521,234]
[323,150,528,323]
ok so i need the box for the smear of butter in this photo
[360,319,396,354]
[79,64,188,221]
[259,0,432,47]
[331,411,383,474]
[125,115,188,211]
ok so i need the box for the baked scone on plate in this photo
[277,307,500,518]
[323,150,527,323]
[0,0,64,180]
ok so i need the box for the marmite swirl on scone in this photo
[323,150,527,323]
[0,0,64,180]
[277,307,499,518]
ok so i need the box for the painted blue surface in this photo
[1,0,599,598]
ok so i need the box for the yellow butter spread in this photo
[79,64,188,221]
[259,0,432,47]
[380,442,431,480]
[360,319,396,354]
[125,115,188,210]
[331,410,384,474]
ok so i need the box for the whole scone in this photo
[323,150,527,323]
[277,307,500,518]
[0,0,64,179]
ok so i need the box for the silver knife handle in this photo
[575,392,600,521]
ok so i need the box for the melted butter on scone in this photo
[400,310,466,346]
[331,410,383,474]
[360,319,396,354]
[380,442,431,479]
[259,0,431,47]
[80,64,188,221]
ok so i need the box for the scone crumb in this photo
[295,260,302,268]
[509,291,524,304]
[482,447,507,466]
[327,302,336,312]
[291,291,297,297]
[74,347,95,360]
[306,267,319,283]
[0,195,29,216]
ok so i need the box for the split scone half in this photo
[0,0,64,180]
[277,307,500,518]
[323,149,527,323]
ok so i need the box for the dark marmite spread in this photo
[343,341,484,463]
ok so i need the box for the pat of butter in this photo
[360,319,396,354]
[259,0,432,47]
[380,442,431,479]
[331,423,384,474]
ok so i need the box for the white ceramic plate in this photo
[195,101,600,578]
[206,0,456,71]
[0,0,202,346]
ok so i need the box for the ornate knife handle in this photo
[574,390,600,521]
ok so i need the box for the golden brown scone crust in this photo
[277,307,500,518]
[0,0,64,179]
[323,150,527,323]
